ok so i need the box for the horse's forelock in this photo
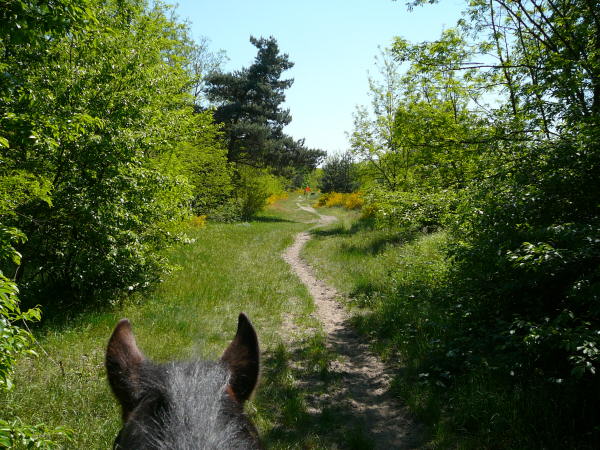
[119,360,259,449]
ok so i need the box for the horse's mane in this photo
[116,360,260,449]
[107,314,262,449]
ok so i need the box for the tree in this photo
[318,151,359,193]
[0,0,225,304]
[350,48,406,190]
[189,36,228,109]
[350,38,491,231]
[204,36,325,172]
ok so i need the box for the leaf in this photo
[0,433,12,447]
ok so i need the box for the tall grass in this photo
[303,214,448,355]
[1,195,319,448]
[302,205,600,449]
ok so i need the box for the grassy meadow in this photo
[2,194,342,449]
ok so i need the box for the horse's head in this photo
[106,313,261,449]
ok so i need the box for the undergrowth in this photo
[303,205,597,449]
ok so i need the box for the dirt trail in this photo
[282,203,422,449]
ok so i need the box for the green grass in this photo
[1,194,380,449]
[1,194,322,448]
[301,204,600,449]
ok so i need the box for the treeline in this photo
[0,0,322,445]
[339,0,600,447]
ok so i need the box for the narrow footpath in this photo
[282,202,423,449]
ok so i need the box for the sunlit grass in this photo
[2,194,321,448]
[303,210,419,302]
[302,205,587,449]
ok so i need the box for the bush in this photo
[362,188,456,231]
[314,192,364,210]
[1,1,213,305]
[170,142,234,217]
[210,167,287,221]
[318,152,359,193]
[266,193,289,205]
[189,215,207,228]
[342,193,364,210]
[207,198,244,223]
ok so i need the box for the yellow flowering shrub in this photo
[190,215,207,228]
[314,192,363,210]
[266,192,289,205]
[343,192,364,210]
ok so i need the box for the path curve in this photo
[282,203,422,449]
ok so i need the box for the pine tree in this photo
[204,36,325,171]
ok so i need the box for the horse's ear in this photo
[106,319,145,421]
[221,313,260,403]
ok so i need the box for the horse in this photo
[105,313,262,449]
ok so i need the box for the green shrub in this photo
[1,1,215,305]
[168,140,233,216]
[362,187,457,232]
[0,228,71,448]
[234,167,287,220]
[318,152,359,193]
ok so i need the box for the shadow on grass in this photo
[254,333,373,449]
[310,218,373,238]
[311,222,417,259]
[311,226,357,237]
[252,215,299,224]
[341,231,414,256]
[20,281,125,332]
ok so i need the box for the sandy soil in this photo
[281,203,423,449]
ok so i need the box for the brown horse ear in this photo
[106,319,145,421]
[221,313,260,403]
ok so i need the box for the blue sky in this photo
[174,0,465,154]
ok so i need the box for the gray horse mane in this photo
[107,314,261,449]
[121,361,259,450]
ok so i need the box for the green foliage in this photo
[0,228,38,393]
[363,187,456,231]
[0,273,38,392]
[352,37,488,240]
[318,151,359,194]
[156,137,233,217]
[0,228,72,448]
[0,0,226,304]
[351,0,600,446]
[0,419,72,449]
[205,167,286,221]
[234,167,287,219]
[204,36,325,172]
